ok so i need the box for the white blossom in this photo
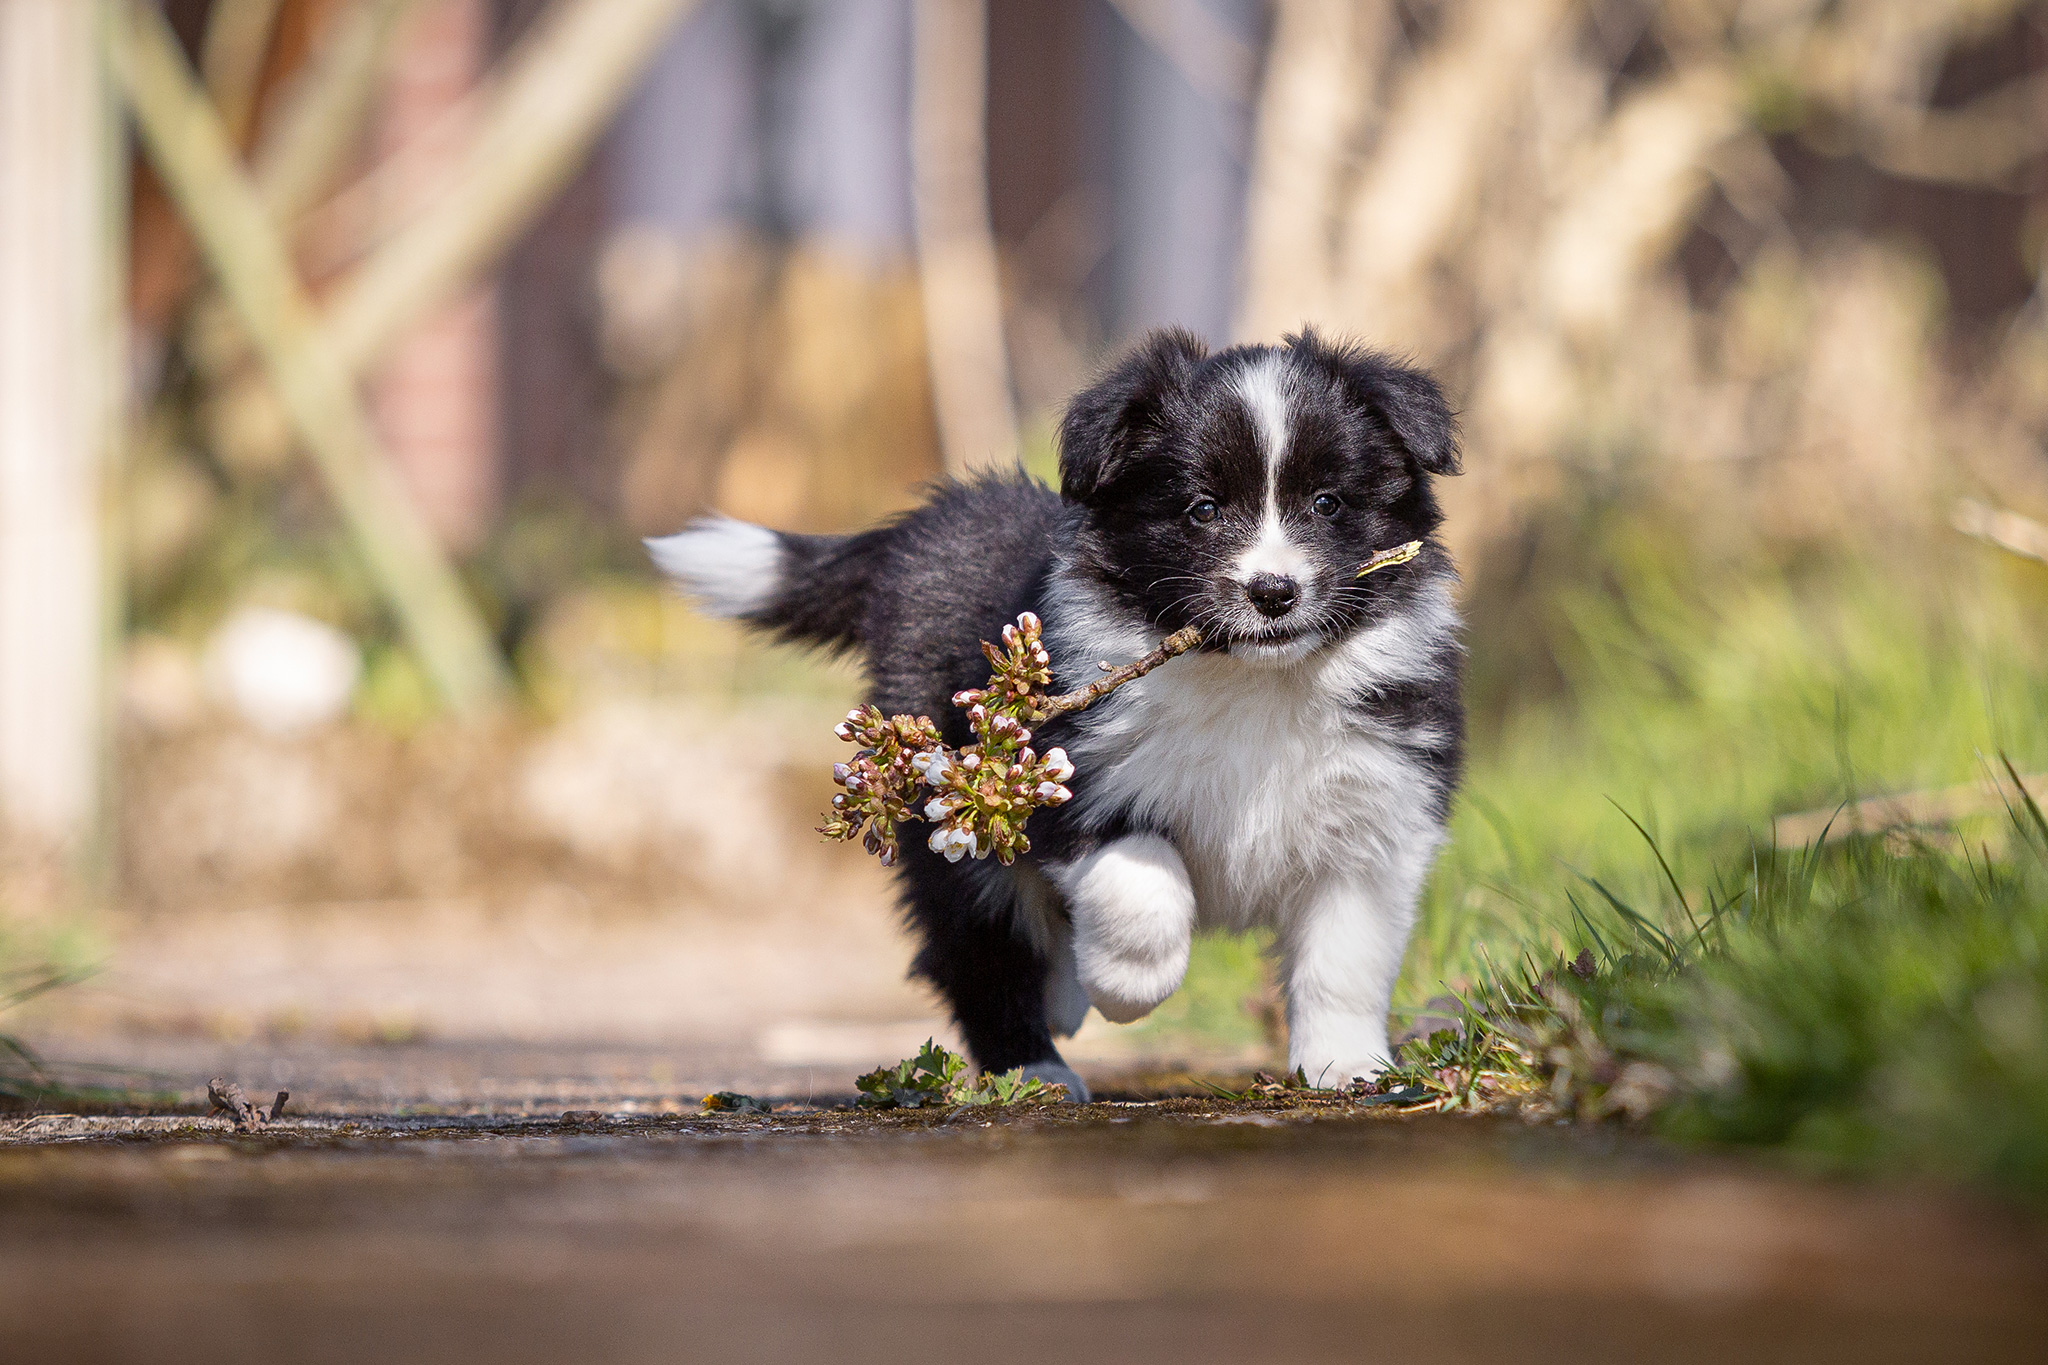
[1042,748,1074,782]
[928,826,978,862]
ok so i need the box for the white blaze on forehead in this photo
[1231,355,1310,580]
[1234,353,1293,477]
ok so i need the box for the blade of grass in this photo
[1999,753,2048,849]
[1608,798,1705,944]
[1581,873,1686,965]
[1565,889,1615,962]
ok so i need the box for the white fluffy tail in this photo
[644,516,784,619]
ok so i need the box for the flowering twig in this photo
[821,539,1425,867]
[821,612,1077,867]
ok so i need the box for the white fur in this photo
[1228,632,1323,667]
[1233,354,1293,492]
[1231,355,1312,586]
[644,517,782,617]
[1278,849,1435,1084]
[1052,833,1196,1024]
[1043,568,1458,1077]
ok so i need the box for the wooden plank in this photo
[1773,773,2048,849]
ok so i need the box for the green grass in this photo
[1451,773,2048,1197]
[1414,529,2048,997]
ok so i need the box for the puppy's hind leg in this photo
[899,847,1091,1102]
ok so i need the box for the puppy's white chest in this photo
[1070,651,1432,929]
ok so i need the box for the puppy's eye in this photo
[1188,499,1219,525]
[1312,493,1342,518]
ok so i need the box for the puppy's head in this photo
[1058,328,1459,663]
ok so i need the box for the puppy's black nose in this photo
[1244,572,1298,618]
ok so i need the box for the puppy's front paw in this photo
[1293,1057,1391,1091]
[1059,834,1195,1025]
[1289,1034,1393,1091]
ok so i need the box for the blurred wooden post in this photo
[912,0,1019,475]
[0,0,122,868]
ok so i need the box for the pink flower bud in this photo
[1018,611,1040,633]
[832,763,850,783]
[1042,748,1075,782]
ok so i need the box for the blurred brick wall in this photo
[370,0,499,551]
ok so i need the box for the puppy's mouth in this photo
[1222,624,1324,663]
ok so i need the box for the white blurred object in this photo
[204,607,362,735]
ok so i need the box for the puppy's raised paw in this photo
[1059,834,1196,1024]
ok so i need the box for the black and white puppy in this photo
[648,328,1463,1100]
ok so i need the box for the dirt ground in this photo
[8,980,2048,1365]
[6,1094,2046,1365]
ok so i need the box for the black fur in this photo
[722,330,1465,1081]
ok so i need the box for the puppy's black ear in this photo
[1059,328,1208,502]
[1289,328,1461,475]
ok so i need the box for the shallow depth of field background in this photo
[3,0,2047,1076]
